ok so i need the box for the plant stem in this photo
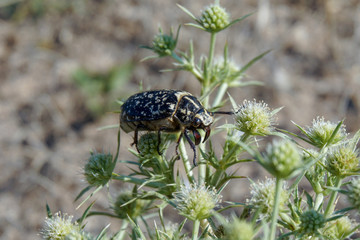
[198,32,217,185]
[198,143,206,185]
[192,219,200,240]
[208,32,216,76]
[324,178,342,218]
[269,178,283,240]
[179,138,195,183]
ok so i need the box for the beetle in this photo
[120,89,231,166]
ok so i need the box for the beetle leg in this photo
[203,126,211,143]
[193,129,201,145]
[157,129,163,155]
[131,128,140,153]
[175,132,183,160]
[184,129,197,166]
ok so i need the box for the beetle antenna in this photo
[212,111,234,115]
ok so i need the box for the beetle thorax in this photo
[174,95,213,128]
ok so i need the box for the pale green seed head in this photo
[305,117,347,148]
[224,217,255,240]
[199,4,230,32]
[323,216,356,239]
[234,99,275,136]
[326,144,358,177]
[246,178,289,220]
[40,212,82,240]
[265,140,302,179]
[173,184,222,221]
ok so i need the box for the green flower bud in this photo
[84,151,113,187]
[346,177,360,211]
[151,28,178,57]
[326,144,359,177]
[264,140,302,179]
[199,4,230,32]
[173,184,222,221]
[305,117,347,148]
[299,210,326,236]
[224,217,255,240]
[323,216,356,239]
[113,190,150,219]
[246,178,289,220]
[234,99,276,136]
[138,133,161,162]
[40,212,83,240]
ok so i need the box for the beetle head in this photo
[191,109,214,144]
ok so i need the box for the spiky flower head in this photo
[263,140,302,179]
[150,27,179,57]
[199,4,230,32]
[137,132,162,166]
[325,144,359,177]
[323,216,357,239]
[346,177,360,211]
[40,212,83,240]
[173,184,222,221]
[83,151,113,187]
[234,99,277,136]
[113,190,150,219]
[299,210,326,236]
[246,178,289,220]
[305,117,347,148]
[223,217,255,240]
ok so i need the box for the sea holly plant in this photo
[41,1,360,240]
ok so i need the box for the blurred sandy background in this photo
[1,0,360,239]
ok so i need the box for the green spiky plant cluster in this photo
[41,1,360,240]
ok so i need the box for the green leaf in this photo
[77,201,95,225]
[46,203,53,218]
[127,215,147,240]
[74,185,93,202]
[95,224,110,240]
[76,185,103,210]
[238,49,271,75]
[227,93,238,110]
[177,4,197,21]
[304,191,314,208]
[325,119,344,147]
[184,22,206,31]
[225,12,255,29]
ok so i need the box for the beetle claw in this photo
[203,126,211,143]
